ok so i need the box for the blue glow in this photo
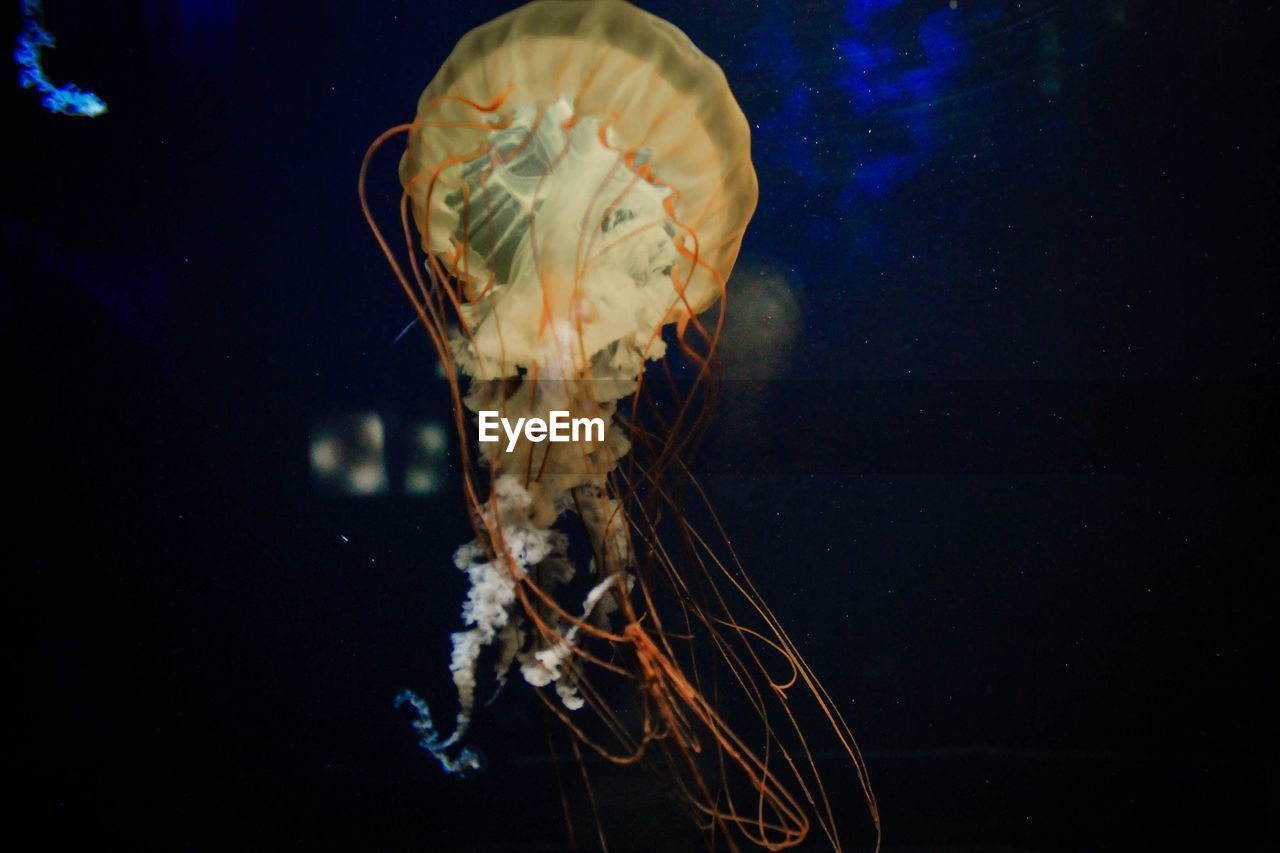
[14,0,107,117]
[835,3,969,197]
[845,0,907,29]
[748,0,992,205]
[393,690,485,777]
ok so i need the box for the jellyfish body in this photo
[15,0,107,117]
[361,2,877,849]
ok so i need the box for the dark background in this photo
[5,1,1276,850]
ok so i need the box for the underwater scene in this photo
[7,1,1276,850]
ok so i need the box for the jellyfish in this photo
[14,0,107,117]
[360,2,879,848]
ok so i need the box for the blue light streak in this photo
[15,0,107,117]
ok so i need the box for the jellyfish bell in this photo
[396,0,758,512]
[402,0,757,342]
[360,2,878,849]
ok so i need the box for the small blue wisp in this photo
[393,690,486,777]
[15,0,106,117]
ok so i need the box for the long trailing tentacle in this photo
[362,78,880,848]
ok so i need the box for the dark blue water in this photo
[6,1,1276,849]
